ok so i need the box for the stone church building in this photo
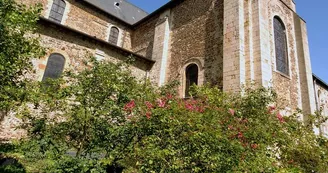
[2,0,327,139]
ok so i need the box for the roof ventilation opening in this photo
[114,2,120,7]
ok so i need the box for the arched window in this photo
[185,64,198,97]
[42,53,65,81]
[274,17,289,75]
[49,0,66,23]
[108,27,119,45]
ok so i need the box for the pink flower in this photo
[185,102,194,110]
[146,112,151,119]
[228,125,234,130]
[157,98,166,108]
[251,143,258,149]
[145,101,153,109]
[229,109,235,116]
[276,112,285,123]
[237,131,244,139]
[242,118,248,123]
[166,93,173,100]
[197,106,205,113]
[268,105,276,113]
[124,100,135,112]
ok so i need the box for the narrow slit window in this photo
[42,53,65,81]
[49,0,66,23]
[109,27,119,45]
[274,17,289,75]
[185,64,198,97]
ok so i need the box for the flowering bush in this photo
[2,60,328,172]
[119,87,328,172]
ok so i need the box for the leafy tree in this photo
[14,59,144,172]
[0,0,44,113]
[0,1,327,172]
[11,58,328,172]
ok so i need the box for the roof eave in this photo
[313,74,328,90]
[38,17,155,68]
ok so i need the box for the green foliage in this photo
[9,58,327,172]
[0,0,44,111]
[1,1,327,172]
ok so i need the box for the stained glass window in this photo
[185,64,198,97]
[274,17,289,75]
[109,27,119,45]
[49,0,66,23]
[42,53,65,81]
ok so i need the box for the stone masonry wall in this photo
[314,82,328,136]
[35,24,149,81]
[19,0,133,50]
[131,15,159,58]
[294,13,316,118]
[0,21,149,141]
[268,0,302,111]
[131,0,224,93]
[169,0,224,94]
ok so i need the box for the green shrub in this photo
[10,59,328,172]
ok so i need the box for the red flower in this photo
[237,131,244,139]
[145,101,153,109]
[124,100,135,112]
[197,106,205,113]
[157,98,166,108]
[166,93,173,100]
[288,159,294,164]
[251,143,258,149]
[185,102,194,110]
[268,105,276,113]
[229,108,235,116]
[276,112,285,123]
[146,112,151,119]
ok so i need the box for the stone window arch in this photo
[185,64,199,97]
[274,16,289,75]
[108,26,120,45]
[49,0,66,23]
[42,53,66,81]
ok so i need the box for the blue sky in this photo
[128,0,328,83]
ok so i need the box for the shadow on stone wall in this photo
[167,0,224,89]
[204,0,224,88]
[37,23,150,72]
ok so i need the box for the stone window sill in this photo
[275,70,291,80]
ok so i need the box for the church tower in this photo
[222,0,316,120]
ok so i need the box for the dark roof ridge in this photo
[81,0,148,25]
[313,74,328,90]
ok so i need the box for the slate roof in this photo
[82,0,148,25]
[313,74,328,90]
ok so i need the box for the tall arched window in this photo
[49,0,66,23]
[274,17,289,75]
[42,53,65,81]
[185,64,198,97]
[108,27,119,45]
